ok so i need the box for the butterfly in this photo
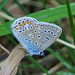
[11,17,62,56]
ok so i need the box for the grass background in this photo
[0,0,75,75]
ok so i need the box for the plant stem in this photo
[66,0,75,44]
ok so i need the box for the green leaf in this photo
[1,3,75,36]
[57,71,75,75]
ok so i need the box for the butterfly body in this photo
[12,17,62,55]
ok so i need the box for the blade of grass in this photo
[66,0,75,44]
[27,55,50,75]
[65,0,75,64]
[2,7,14,17]
[6,35,17,45]
[39,0,47,9]
[53,43,71,64]
[47,48,75,72]
[0,18,17,45]
[13,0,29,14]
[57,71,75,75]
[0,17,11,32]
[0,0,8,10]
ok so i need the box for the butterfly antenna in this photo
[43,53,50,70]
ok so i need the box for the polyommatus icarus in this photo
[11,17,62,56]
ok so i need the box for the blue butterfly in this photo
[12,17,62,56]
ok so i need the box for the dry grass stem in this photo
[42,63,63,75]
[0,44,28,75]
[0,44,10,54]
[11,63,19,75]
[57,39,75,49]
[0,12,15,20]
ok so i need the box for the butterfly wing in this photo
[12,17,43,55]
[12,17,62,55]
[38,22,62,51]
